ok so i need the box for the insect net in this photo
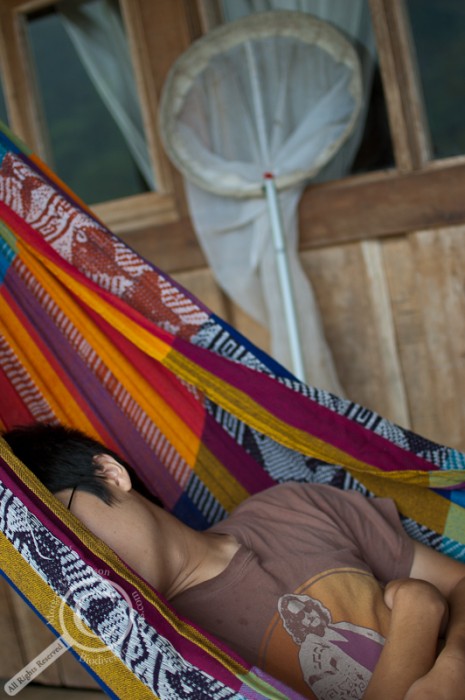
[160,11,363,393]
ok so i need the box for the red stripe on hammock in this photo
[0,199,442,477]
[0,363,35,427]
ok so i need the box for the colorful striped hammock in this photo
[1,119,465,699]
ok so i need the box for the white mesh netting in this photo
[160,11,364,393]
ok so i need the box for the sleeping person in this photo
[3,423,465,700]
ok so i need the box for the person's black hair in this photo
[2,423,163,507]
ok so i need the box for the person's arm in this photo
[400,542,465,699]
[363,578,446,700]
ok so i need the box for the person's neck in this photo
[136,492,240,599]
[161,513,240,600]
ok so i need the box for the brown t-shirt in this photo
[172,483,414,700]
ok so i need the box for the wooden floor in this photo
[0,682,105,698]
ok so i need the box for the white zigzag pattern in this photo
[158,277,208,325]
[112,240,152,278]
[0,487,240,699]
[0,336,55,422]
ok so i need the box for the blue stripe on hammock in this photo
[0,121,26,159]
[433,488,465,508]
[444,449,465,470]
[0,568,119,699]
[0,223,16,284]
[209,312,295,380]
[438,534,465,562]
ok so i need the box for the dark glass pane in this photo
[407,0,465,159]
[0,72,8,127]
[26,2,151,204]
[351,67,394,174]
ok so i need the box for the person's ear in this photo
[93,454,132,492]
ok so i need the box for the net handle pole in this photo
[263,173,306,382]
[245,41,269,165]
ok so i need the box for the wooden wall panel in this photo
[300,243,409,425]
[382,236,438,438]
[302,229,465,451]
[360,240,410,427]
[384,226,465,449]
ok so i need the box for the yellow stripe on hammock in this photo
[23,240,465,534]
[0,297,98,437]
[19,241,248,512]
[0,537,159,699]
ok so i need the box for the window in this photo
[0,0,183,235]
[0,70,8,126]
[26,1,153,204]
[406,0,465,160]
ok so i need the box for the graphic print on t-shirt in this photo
[258,568,389,700]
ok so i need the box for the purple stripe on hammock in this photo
[173,337,447,476]
[202,411,276,496]
[8,213,448,478]
[5,265,184,509]
[70,283,275,500]
[78,293,275,505]
[241,668,306,700]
